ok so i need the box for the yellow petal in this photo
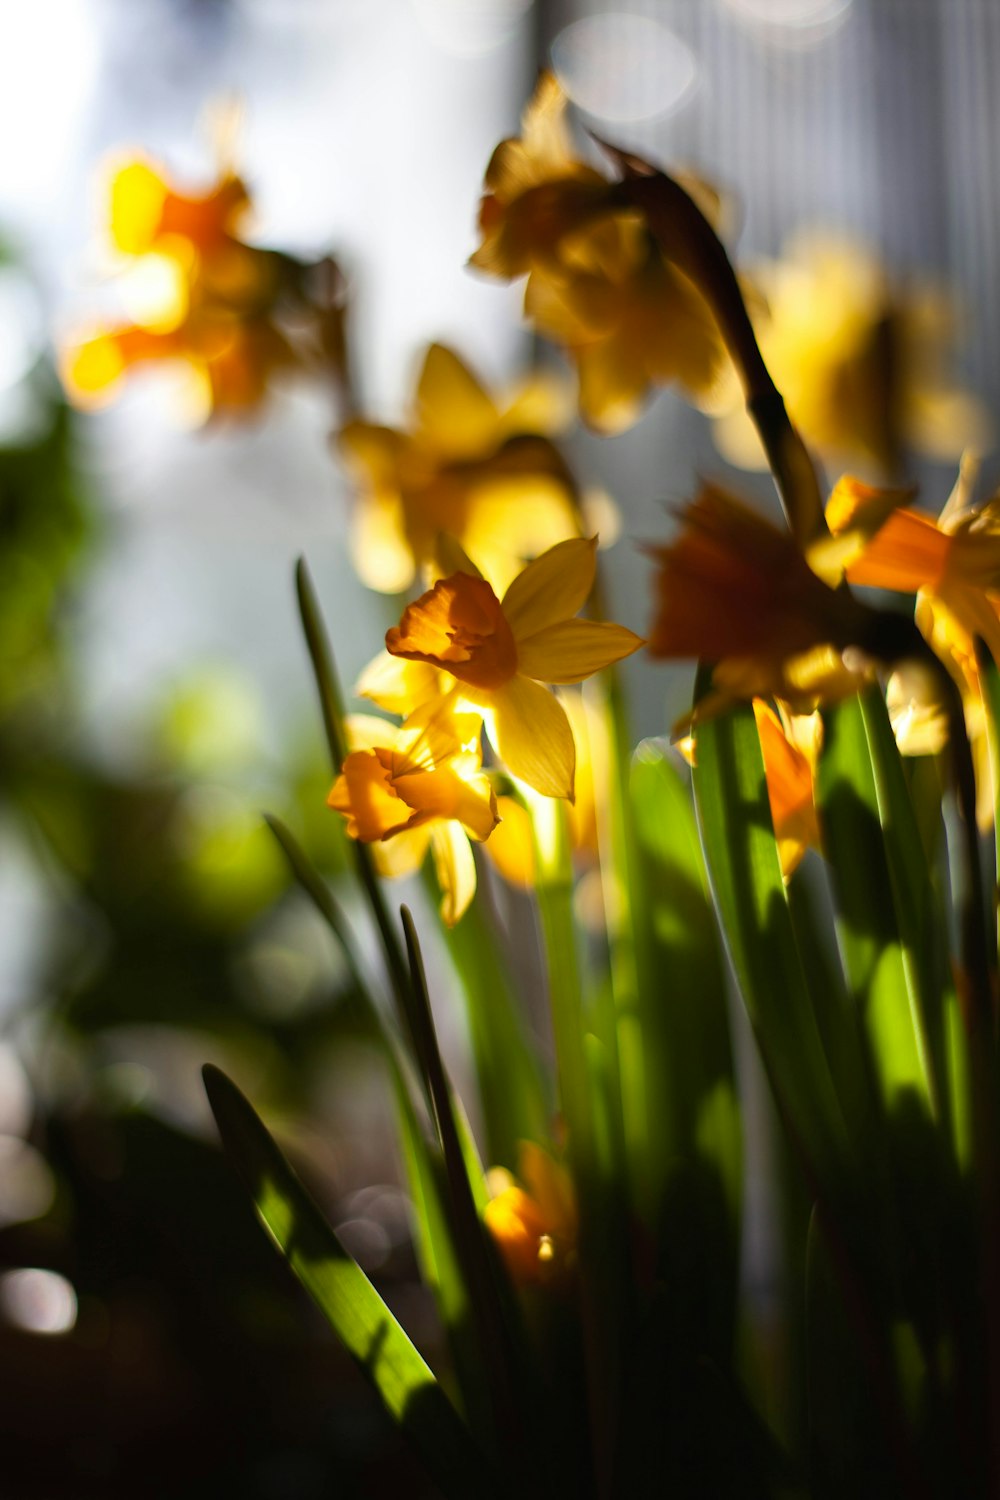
[414,344,499,461]
[483,795,536,887]
[502,536,597,639]
[355,652,443,715]
[109,159,168,254]
[349,490,415,594]
[393,765,498,842]
[371,825,431,879]
[430,822,477,926]
[490,674,576,800]
[516,618,643,684]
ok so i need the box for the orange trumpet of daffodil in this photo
[385,537,643,801]
[645,484,904,717]
[471,72,727,434]
[328,700,498,926]
[484,1142,577,1287]
[339,343,581,595]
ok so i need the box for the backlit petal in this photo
[483,795,536,887]
[517,618,643,683]
[491,675,576,800]
[430,822,477,926]
[415,344,499,461]
[502,536,597,640]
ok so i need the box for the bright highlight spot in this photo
[0,1268,78,1335]
[721,0,854,42]
[119,253,190,334]
[551,14,698,123]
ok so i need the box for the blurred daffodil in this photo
[339,343,580,595]
[713,233,989,475]
[646,484,887,717]
[484,1142,577,1287]
[385,537,643,801]
[328,701,498,926]
[827,460,1000,826]
[63,154,343,422]
[472,72,728,433]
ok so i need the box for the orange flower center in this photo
[386,572,518,691]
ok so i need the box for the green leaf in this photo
[202,1065,492,1499]
[817,692,937,1115]
[691,695,852,1191]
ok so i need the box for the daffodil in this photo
[328,700,498,926]
[484,1142,577,1287]
[62,153,339,422]
[384,537,643,801]
[339,343,580,595]
[827,462,1000,826]
[713,233,989,475]
[645,484,890,717]
[471,72,728,433]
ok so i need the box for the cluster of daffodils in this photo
[62,154,345,420]
[328,537,642,925]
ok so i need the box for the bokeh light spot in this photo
[0,1268,78,1335]
[551,14,698,123]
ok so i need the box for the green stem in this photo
[600,145,825,549]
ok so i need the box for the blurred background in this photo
[1,0,998,1493]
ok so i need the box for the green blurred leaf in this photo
[202,1065,492,1499]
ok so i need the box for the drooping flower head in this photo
[386,537,643,800]
[328,700,498,926]
[339,343,581,595]
[471,72,729,433]
[645,484,900,718]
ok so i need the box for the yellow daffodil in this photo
[827,462,1000,827]
[713,233,989,475]
[62,154,339,422]
[645,484,885,717]
[471,72,728,434]
[752,700,822,880]
[328,701,498,926]
[385,537,643,801]
[339,343,580,595]
[484,1142,577,1287]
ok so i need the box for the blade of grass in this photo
[202,1065,493,1500]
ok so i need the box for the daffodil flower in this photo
[339,343,580,595]
[713,233,989,475]
[62,153,339,422]
[385,537,643,800]
[327,701,498,926]
[484,1142,577,1287]
[471,72,728,434]
[646,484,884,717]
